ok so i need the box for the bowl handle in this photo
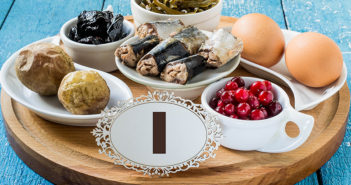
[257,107,314,153]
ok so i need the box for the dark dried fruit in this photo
[68,10,125,45]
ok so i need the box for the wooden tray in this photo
[1,16,350,185]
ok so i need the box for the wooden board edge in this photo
[0,90,119,185]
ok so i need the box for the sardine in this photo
[199,29,243,68]
[172,26,208,54]
[136,38,190,76]
[160,55,206,85]
[115,35,160,68]
[136,19,185,40]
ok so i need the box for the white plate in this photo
[115,31,241,90]
[0,36,133,126]
[240,29,347,111]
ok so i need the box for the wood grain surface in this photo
[282,1,351,184]
[1,16,350,185]
[0,0,350,184]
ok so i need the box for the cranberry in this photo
[248,96,260,109]
[234,88,249,103]
[260,107,268,118]
[224,104,235,115]
[215,106,225,114]
[267,101,283,117]
[236,103,251,118]
[250,109,266,120]
[258,91,274,106]
[231,77,245,87]
[264,80,272,91]
[225,81,239,90]
[217,100,224,108]
[216,88,225,98]
[250,81,267,95]
[220,91,233,104]
[229,114,239,119]
[209,97,219,109]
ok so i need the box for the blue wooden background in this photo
[0,0,350,184]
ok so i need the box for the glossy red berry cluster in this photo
[209,77,283,120]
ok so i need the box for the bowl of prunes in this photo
[201,76,314,153]
[60,9,135,72]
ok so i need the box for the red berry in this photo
[260,107,268,118]
[258,91,274,106]
[224,104,235,115]
[250,81,267,95]
[247,96,260,109]
[267,101,283,117]
[225,81,239,90]
[229,114,239,119]
[220,91,233,104]
[250,109,266,120]
[217,100,224,108]
[215,106,225,114]
[216,88,225,98]
[264,81,272,91]
[234,88,249,103]
[209,97,219,109]
[236,103,251,118]
[231,77,245,87]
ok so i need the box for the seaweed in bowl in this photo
[138,0,219,14]
[68,10,127,45]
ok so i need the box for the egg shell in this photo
[285,32,343,88]
[231,13,285,67]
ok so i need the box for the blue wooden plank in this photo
[282,0,351,185]
[0,0,103,184]
[0,0,13,26]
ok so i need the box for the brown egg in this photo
[231,13,285,67]
[285,32,343,87]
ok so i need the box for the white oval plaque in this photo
[92,91,222,176]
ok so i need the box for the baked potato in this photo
[58,71,110,115]
[15,43,75,95]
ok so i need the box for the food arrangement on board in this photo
[0,1,348,183]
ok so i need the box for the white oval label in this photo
[93,92,221,176]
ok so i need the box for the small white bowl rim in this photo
[60,17,135,49]
[131,0,223,17]
[201,77,290,128]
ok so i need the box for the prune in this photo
[68,10,125,45]
[68,26,80,41]
[107,14,124,41]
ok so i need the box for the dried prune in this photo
[68,10,125,45]
[107,14,124,41]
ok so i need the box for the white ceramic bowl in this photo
[0,36,133,126]
[60,17,135,72]
[201,77,314,153]
[131,0,223,31]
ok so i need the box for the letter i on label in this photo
[153,112,166,154]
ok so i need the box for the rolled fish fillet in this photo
[161,55,206,85]
[172,26,208,55]
[199,29,243,68]
[136,19,185,40]
[136,38,190,76]
[115,35,160,68]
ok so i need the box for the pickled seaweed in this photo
[138,0,219,14]
[68,10,126,45]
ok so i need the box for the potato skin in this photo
[58,71,110,115]
[15,43,75,95]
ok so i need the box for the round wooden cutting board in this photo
[1,16,350,185]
